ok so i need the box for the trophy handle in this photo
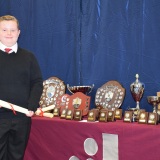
[67,84,74,94]
[87,84,94,94]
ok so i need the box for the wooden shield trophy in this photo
[67,84,94,116]
[95,80,125,111]
[39,77,66,109]
[68,92,91,116]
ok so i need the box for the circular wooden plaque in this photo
[95,80,125,110]
[39,77,66,108]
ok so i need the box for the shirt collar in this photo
[0,41,18,53]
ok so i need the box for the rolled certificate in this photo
[0,99,54,118]
[0,99,30,114]
[35,105,55,115]
[40,112,54,118]
[35,104,55,118]
[39,104,55,112]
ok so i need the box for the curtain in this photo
[0,0,160,111]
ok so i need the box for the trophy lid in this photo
[130,74,144,88]
[130,74,145,103]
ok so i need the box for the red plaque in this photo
[56,94,70,114]
[68,92,91,116]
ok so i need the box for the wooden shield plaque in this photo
[39,77,66,109]
[68,92,91,116]
[95,81,125,110]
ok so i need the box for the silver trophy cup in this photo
[130,74,145,110]
[67,84,94,95]
[147,96,160,113]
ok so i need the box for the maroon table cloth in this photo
[24,116,160,160]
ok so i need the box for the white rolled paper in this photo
[0,99,55,118]
[35,104,55,118]
[42,113,54,118]
[35,104,55,115]
[41,104,55,112]
[0,99,30,115]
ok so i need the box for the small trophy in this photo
[87,110,97,122]
[114,109,122,120]
[123,111,133,123]
[148,112,158,125]
[53,107,60,117]
[66,109,74,120]
[99,110,108,122]
[107,111,115,122]
[138,112,148,124]
[74,109,82,121]
[147,96,160,113]
[127,107,138,122]
[130,74,145,111]
[60,108,68,119]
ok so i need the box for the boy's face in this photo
[0,20,20,47]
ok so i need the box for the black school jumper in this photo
[0,47,43,160]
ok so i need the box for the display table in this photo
[24,116,160,160]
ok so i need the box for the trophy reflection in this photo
[67,84,94,95]
[147,96,160,113]
[130,74,144,110]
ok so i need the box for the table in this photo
[24,116,160,160]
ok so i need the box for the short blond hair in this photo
[0,15,19,29]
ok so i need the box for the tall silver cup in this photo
[130,74,145,110]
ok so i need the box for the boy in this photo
[0,15,43,160]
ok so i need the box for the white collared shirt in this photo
[0,41,18,53]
